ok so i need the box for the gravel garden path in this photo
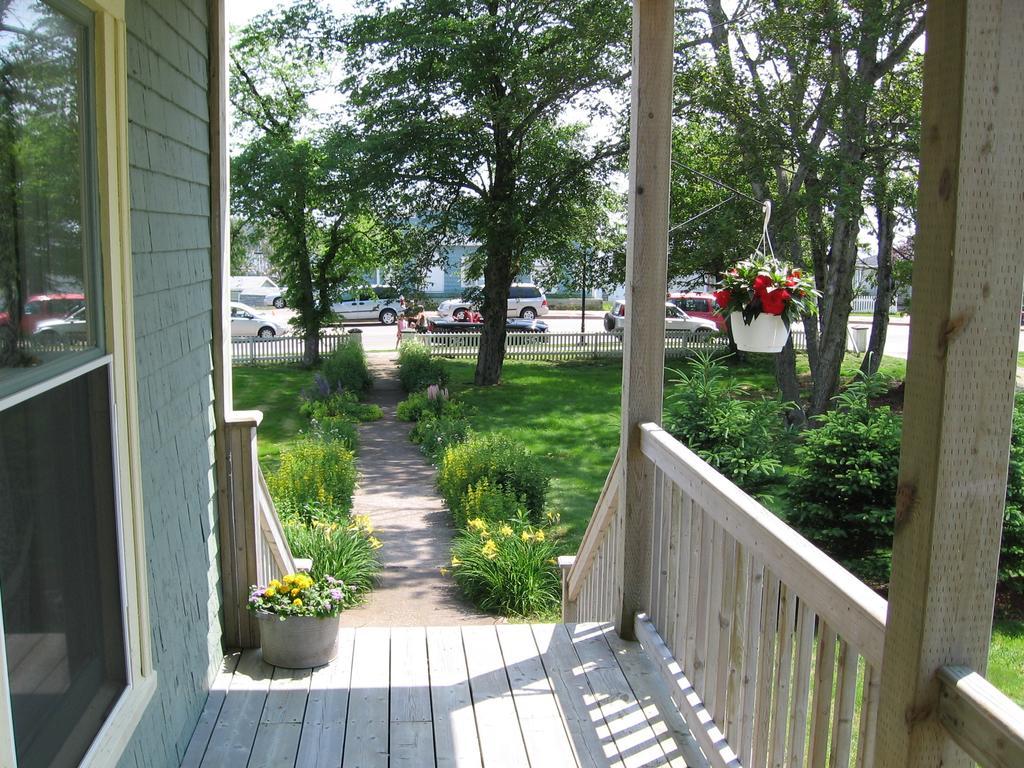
[340,351,499,626]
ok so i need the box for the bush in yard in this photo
[302,391,382,422]
[282,514,382,605]
[1000,395,1024,589]
[397,342,449,392]
[308,416,359,453]
[787,372,902,564]
[321,341,372,394]
[448,516,561,617]
[451,478,525,529]
[410,414,471,463]
[267,439,357,518]
[438,433,550,524]
[397,385,456,422]
[664,353,792,491]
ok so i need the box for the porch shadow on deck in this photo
[181,622,707,767]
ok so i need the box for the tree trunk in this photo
[474,242,514,386]
[861,188,895,376]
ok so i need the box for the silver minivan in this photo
[437,283,549,320]
[331,286,405,325]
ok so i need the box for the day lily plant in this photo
[714,252,819,326]
[248,572,352,619]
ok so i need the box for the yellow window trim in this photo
[0,2,155,766]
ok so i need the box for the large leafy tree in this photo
[679,0,924,417]
[347,0,631,385]
[231,2,399,366]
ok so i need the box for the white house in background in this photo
[228,276,287,309]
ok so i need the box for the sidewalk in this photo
[340,353,499,626]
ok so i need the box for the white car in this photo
[230,302,288,338]
[437,283,549,321]
[230,276,286,309]
[603,301,719,336]
[330,286,405,325]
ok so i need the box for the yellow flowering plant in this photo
[447,515,562,617]
[247,572,353,619]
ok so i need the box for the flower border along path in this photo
[340,352,498,626]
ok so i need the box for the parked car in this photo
[437,283,549,321]
[427,317,549,334]
[331,285,405,325]
[603,301,719,336]
[32,305,91,346]
[231,276,287,309]
[230,302,288,338]
[668,291,727,331]
[0,292,86,335]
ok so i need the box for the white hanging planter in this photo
[730,311,790,353]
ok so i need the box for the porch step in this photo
[181,623,707,767]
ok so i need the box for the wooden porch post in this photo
[874,2,1024,765]
[208,0,240,646]
[615,0,674,640]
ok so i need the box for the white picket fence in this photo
[231,334,358,365]
[851,295,903,314]
[420,330,728,361]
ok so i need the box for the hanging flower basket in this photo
[714,203,820,353]
[248,573,352,668]
[729,311,790,353]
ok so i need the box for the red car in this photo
[0,293,86,335]
[667,291,727,332]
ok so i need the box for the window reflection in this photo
[0,0,98,383]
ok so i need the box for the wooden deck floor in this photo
[181,623,706,768]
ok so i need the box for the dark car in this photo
[427,317,549,333]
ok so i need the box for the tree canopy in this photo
[347,0,632,384]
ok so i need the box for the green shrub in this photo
[438,433,550,524]
[322,341,372,394]
[1000,396,1024,589]
[448,517,561,618]
[302,391,382,422]
[411,414,471,463]
[397,386,457,422]
[309,416,359,452]
[397,392,436,422]
[787,372,902,562]
[267,439,357,517]
[664,353,792,490]
[398,342,449,392]
[453,478,525,529]
[282,515,381,605]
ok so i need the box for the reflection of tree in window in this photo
[1,1,90,367]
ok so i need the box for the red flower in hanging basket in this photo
[714,252,819,325]
[760,288,791,316]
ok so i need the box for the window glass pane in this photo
[0,0,100,392]
[0,364,127,768]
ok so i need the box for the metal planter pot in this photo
[256,613,341,668]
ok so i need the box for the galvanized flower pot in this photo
[729,311,790,353]
[256,613,341,668]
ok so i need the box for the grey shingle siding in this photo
[117,0,222,765]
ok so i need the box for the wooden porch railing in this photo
[220,411,299,648]
[562,425,1024,768]
[563,424,888,767]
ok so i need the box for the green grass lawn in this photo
[1018,351,1024,368]
[989,620,1024,704]
[233,365,312,472]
